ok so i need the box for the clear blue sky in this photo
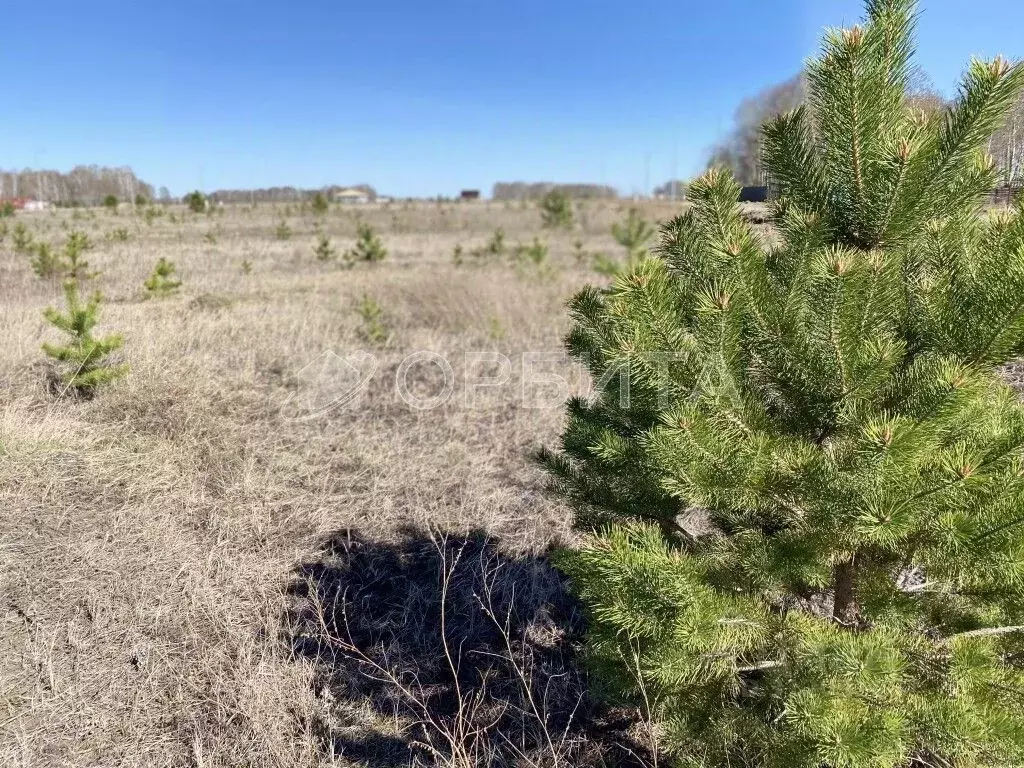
[2,1,1022,198]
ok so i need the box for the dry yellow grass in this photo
[0,199,686,767]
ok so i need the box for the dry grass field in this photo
[0,198,700,767]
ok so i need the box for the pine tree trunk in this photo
[832,556,860,626]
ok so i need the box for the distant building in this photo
[460,189,481,201]
[1,197,50,211]
[335,188,370,204]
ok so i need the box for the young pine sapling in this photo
[42,281,129,394]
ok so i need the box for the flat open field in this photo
[1,199,698,767]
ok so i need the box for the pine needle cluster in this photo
[542,2,1024,765]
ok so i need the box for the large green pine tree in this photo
[542,2,1024,765]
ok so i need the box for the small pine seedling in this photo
[539,190,573,229]
[107,227,130,243]
[144,257,182,297]
[275,220,292,240]
[590,251,621,277]
[30,242,66,279]
[183,191,207,213]
[102,194,119,213]
[311,192,329,215]
[452,243,465,266]
[611,207,654,267]
[513,238,556,282]
[313,233,336,261]
[485,227,505,256]
[12,223,34,254]
[355,294,389,344]
[240,260,253,275]
[517,237,548,266]
[42,280,129,394]
[64,231,96,281]
[345,223,387,262]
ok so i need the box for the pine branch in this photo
[939,625,1024,644]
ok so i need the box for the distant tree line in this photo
[704,73,806,186]
[491,182,618,201]
[207,184,377,204]
[0,166,155,206]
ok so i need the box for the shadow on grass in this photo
[283,526,653,768]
